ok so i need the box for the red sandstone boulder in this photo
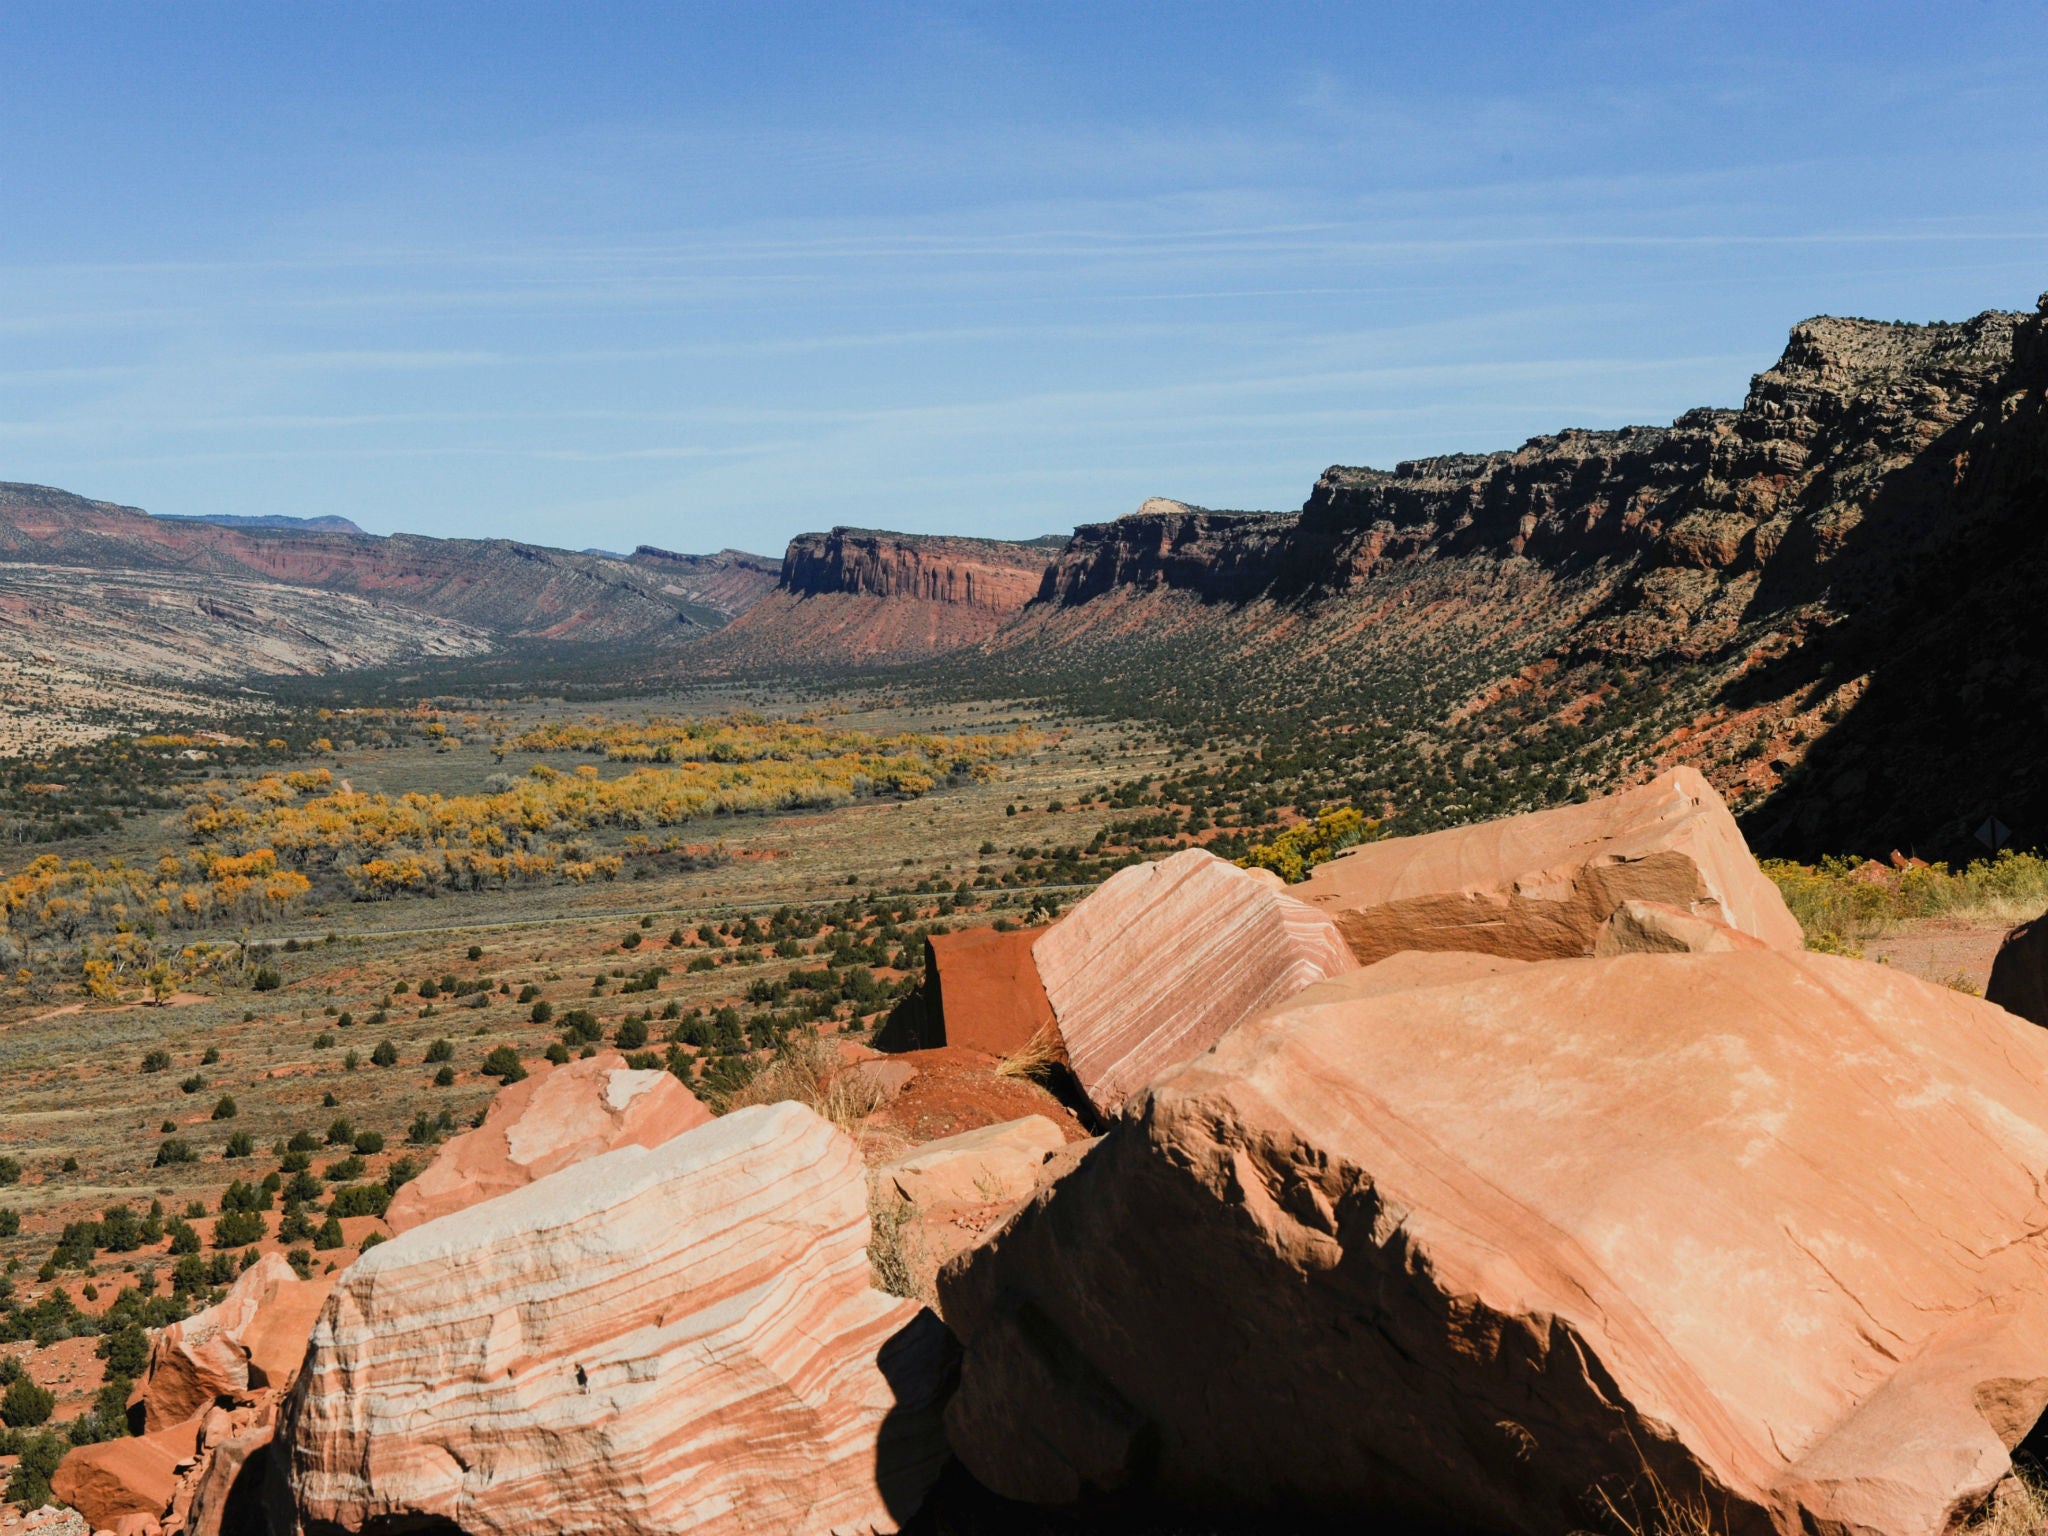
[51,1419,199,1530]
[1294,767,1803,963]
[167,1400,279,1536]
[1328,947,1529,997]
[133,1254,332,1433]
[875,1115,1067,1213]
[1032,848,1356,1116]
[1593,897,1769,955]
[922,925,1055,1056]
[385,1049,710,1233]
[942,950,2048,1536]
[281,1102,954,1536]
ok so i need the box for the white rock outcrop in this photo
[282,1103,953,1536]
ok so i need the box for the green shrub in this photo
[314,1216,346,1250]
[166,1217,199,1254]
[481,1046,526,1083]
[251,964,282,992]
[328,1184,390,1220]
[545,1042,570,1065]
[224,1131,253,1158]
[614,1018,648,1051]
[284,1171,323,1204]
[211,1095,238,1121]
[180,1074,204,1095]
[213,1209,267,1248]
[433,1065,455,1087]
[98,1324,149,1378]
[6,1427,63,1506]
[424,1038,453,1063]
[277,1202,315,1244]
[97,1206,143,1252]
[370,1040,398,1068]
[0,1158,18,1186]
[353,1130,384,1155]
[220,1178,271,1214]
[141,1049,172,1073]
[1,1373,53,1428]
[155,1139,195,1167]
[0,1210,17,1238]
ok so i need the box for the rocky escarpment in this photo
[782,527,1055,611]
[962,302,2048,858]
[703,527,1062,668]
[1028,310,2022,629]
[1036,499,1296,603]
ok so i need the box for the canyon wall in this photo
[704,527,1060,668]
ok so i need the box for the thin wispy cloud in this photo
[1,1,2044,548]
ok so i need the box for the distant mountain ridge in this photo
[0,481,782,682]
[157,511,368,534]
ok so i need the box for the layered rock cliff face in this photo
[783,528,1053,611]
[705,527,1060,668]
[961,302,2048,857]
[1025,309,2022,628]
[1036,499,1297,603]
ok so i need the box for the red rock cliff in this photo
[779,527,1052,612]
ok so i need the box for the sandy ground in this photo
[1862,917,2010,995]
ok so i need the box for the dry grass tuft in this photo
[866,1186,929,1301]
[724,1029,889,1138]
[1591,1460,1727,1536]
[1969,1465,2048,1536]
[993,1026,1065,1083]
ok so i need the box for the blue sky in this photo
[3,2,2047,555]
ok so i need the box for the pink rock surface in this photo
[134,1254,327,1433]
[874,1115,1067,1212]
[384,1050,710,1233]
[1594,896,1770,955]
[1294,767,1803,963]
[1032,848,1357,1116]
[1321,947,1530,999]
[281,1102,953,1536]
[165,1400,279,1536]
[51,1420,198,1530]
[943,951,2048,1536]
